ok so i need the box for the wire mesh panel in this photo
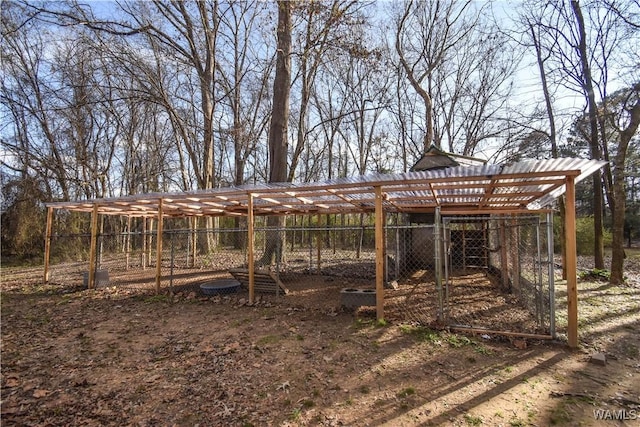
[384,223,441,326]
[157,225,249,294]
[48,216,250,294]
[441,215,554,336]
[45,210,555,336]
[254,215,380,310]
[47,214,385,305]
[47,233,93,288]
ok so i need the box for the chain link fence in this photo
[440,215,554,335]
[47,212,555,336]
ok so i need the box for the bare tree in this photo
[310,68,350,180]
[436,28,518,156]
[395,0,475,152]
[609,84,640,285]
[603,0,640,29]
[259,0,292,265]
[514,2,570,276]
[389,59,424,171]
[217,1,273,188]
[519,0,635,269]
[1,3,72,200]
[339,51,392,175]
[570,0,607,268]
[287,0,366,182]
[268,0,292,186]
[394,0,518,158]
[32,1,223,191]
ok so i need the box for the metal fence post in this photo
[435,207,443,323]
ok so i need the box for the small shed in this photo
[406,145,487,269]
[410,144,486,171]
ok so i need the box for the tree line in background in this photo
[1,0,639,284]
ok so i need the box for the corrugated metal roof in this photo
[46,158,607,217]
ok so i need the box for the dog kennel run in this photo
[44,158,606,347]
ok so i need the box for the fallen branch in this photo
[550,391,595,400]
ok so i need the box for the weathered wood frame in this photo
[565,176,578,348]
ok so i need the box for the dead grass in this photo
[1,260,639,426]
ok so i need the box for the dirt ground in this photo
[2,257,639,426]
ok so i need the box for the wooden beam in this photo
[478,177,499,209]
[191,217,197,268]
[148,218,154,268]
[449,326,553,340]
[88,204,99,289]
[374,186,385,321]
[434,207,443,321]
[142,218,147,270]
[247,193,255,304]
[316,213,322,274]
[565,176,579,348]
[499,219,509,290]
[43,207,54,284]
[437,208,554,216]
[510,216,521,293]
[155,198,164,294]
[434,177,567,192]
[125,216,132,270]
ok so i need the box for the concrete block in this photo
[589,352,607,366]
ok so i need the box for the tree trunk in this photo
[571,0,605,269]
[395,3,432,152]
[268,1,291,184]
[529,20,569,279]
[610,84,640,285]
[259,0,291,266]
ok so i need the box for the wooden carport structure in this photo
[44,157,606,348]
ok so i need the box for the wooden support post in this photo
[148,218,155,267]
[499,219,509,290]
[316,213,322,274]
[247,194,255,304]
[99,215,105,268]
[43,207,54,284]
[155,200,164,294]
[191,217,197,268]
[462,223,467,269]
[510,216,521,294]
[142,218,147,270]
[374,186,385,321]
[547,211,557,338]
[125,216,132,270]
[88,204,99,289]
[434,207,443,322]
[565,176,579,348]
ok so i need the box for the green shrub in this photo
[554,215,612,255]
[578,268,610,281]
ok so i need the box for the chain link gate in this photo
[440,214,555,337]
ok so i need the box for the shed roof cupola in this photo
[410,144,486,172]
